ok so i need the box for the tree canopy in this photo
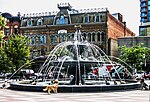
[0,15,7,27]
[119,43,150,71]
[0,15,31,73]
[0,35,31,73]
[0,15,7,47]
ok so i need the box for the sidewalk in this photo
[0,80,150,102]
[0,88,149,102]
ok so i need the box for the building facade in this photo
[0,12,21,38]
[20,3,135,58]
[139,0,150,36]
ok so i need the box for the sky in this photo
[0,0,140,36]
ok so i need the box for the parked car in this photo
[143,72,150,80]
[20,69,36,79]
[5,69,36,80]
[134,72,144,80]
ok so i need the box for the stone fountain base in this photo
[9,81,141,92]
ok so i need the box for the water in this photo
[8,26,135,86]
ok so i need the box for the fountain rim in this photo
[9,80,141,92]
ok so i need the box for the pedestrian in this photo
[140,78,149,90]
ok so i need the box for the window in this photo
[97,32,105,43]
[14,25,18,34]
[50,34,57,45]
[92,33,95,41]
[148,12,150,16]
[27,19,33,26]
[148,17,150,22]
[67,33,74,41]
[85,15,89,23]
[5,27,9,36]
[148,6,150,10]
[148,1,150,5]
[32,36,35,44]
[56,18,60,25]
[97,32,101,42]
[82,33,86,40]
[59,33,66,42]
[88,33,91,42]
[64,18,68,24]
[147,27,150,36]
[25,35,31,45]
[40,35,46,44]
[60,15,65,24]
[37,18,43,25]
[140,28,146,36]
[35,35,39,44]
[43,35,46,44]
[95,15,99,22]
[101,32,105,42]
[94,14,102,22]
[14,28,18,34]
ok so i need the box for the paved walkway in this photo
[0,80,150,102]
[0,89,149,102]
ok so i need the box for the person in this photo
[140,78,149,90]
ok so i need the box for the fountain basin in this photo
[9,81,141,92]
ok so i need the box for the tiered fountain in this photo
[9,25,140,92]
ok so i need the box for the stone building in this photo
[20,3,135,58]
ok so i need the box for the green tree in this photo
[120,43,150,71]
[0,15,7,27]
[3,35,31,72]
[0,47,14,73]
[0,15,7,47]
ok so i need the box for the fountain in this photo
[9,25,140,92]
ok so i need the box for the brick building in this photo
[19,3,135,58]
[1,12,21,38]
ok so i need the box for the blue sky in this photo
[0,0,140,35]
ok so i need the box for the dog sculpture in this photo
[43,79,58,94]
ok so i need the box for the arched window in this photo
[97,32,105,43]
[88,33,91,42]
[28,36,31,44]
[95,14,100,22]
[40,35,46,44]
[50,34,57,45]
[25,35,31,45]
[60,15,65,24]
[64,18,68,24]
[85,15,89,23]
[92,32,95,41]
[37,18,43,25]
[5,26,10,36]
[27,18,33,26]
[35,35,39,44]
[14,25,18,34]
[59,33,66,42]
[32,36,36,44]
[43,35,46,44]
[82,32,86,40]
[101,32,105,42]
[56,18,60,25]
[97,32,101,41]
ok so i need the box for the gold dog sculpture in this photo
[43,79,58,94]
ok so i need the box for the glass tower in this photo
[139,0,150,36]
